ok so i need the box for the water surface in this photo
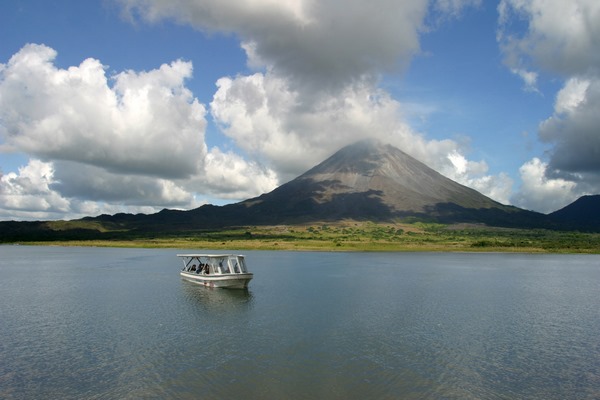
[1,246,599,399]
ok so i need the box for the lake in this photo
[1,246,599,399]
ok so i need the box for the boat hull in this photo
[180,271,253,289]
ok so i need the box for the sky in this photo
[1,0,599,221]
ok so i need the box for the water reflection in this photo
[181,280,254,313]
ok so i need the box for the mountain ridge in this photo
[548,194,600,231]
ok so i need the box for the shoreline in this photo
[6,239,598,254]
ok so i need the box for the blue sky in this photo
[1,0,599,220]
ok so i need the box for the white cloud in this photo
[0,44,280,220]
[446,151,513,204]
[510,68,539,92]
[539,77,600,176]
[434,0,481,14]
[0,160,69,218]
[498,0,600,77]
[553,77,590,114]
[512,158,579,213]
[201,147,278,199]
[0,158,198,220]
[50,161,193,206]
[119,0,430,92]
[0,43,206,179]
[429,0,482,25]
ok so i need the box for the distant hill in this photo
[549,195,600,231]
[2,140,598,241]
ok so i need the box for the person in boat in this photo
[190,264,196,272]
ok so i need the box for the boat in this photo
[177,254,253,289]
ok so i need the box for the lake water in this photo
[1,246,599,399]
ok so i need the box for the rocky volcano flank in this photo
[229,139,544,226]
[294,139,497,212]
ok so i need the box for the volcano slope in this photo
[191,139,547,228]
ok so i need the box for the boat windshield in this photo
[231,257,247,273]
[219,259,230,274]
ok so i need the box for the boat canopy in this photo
[177,254,248,275]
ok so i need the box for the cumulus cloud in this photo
[512,158,578,213]
[0,159,171,220]
[201,147,278,199]
[539,78,600,176]
[446,151,513,205]
[510,68,539,92]
[50,161,193,206]
[498,0,600,78]
[0,43,206,178]
[0,44,278,220]
[119,0,430,92]
[0,160,69,219]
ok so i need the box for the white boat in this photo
[177,254,253,289]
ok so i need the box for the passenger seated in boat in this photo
[190,264,196,272]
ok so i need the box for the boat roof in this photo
[177,254,244,258]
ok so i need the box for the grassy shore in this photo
[18,221,600,253]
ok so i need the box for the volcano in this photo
[160,139,543,228]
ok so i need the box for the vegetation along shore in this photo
[7,221,599,254]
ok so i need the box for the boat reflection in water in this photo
[181,279,253,313]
